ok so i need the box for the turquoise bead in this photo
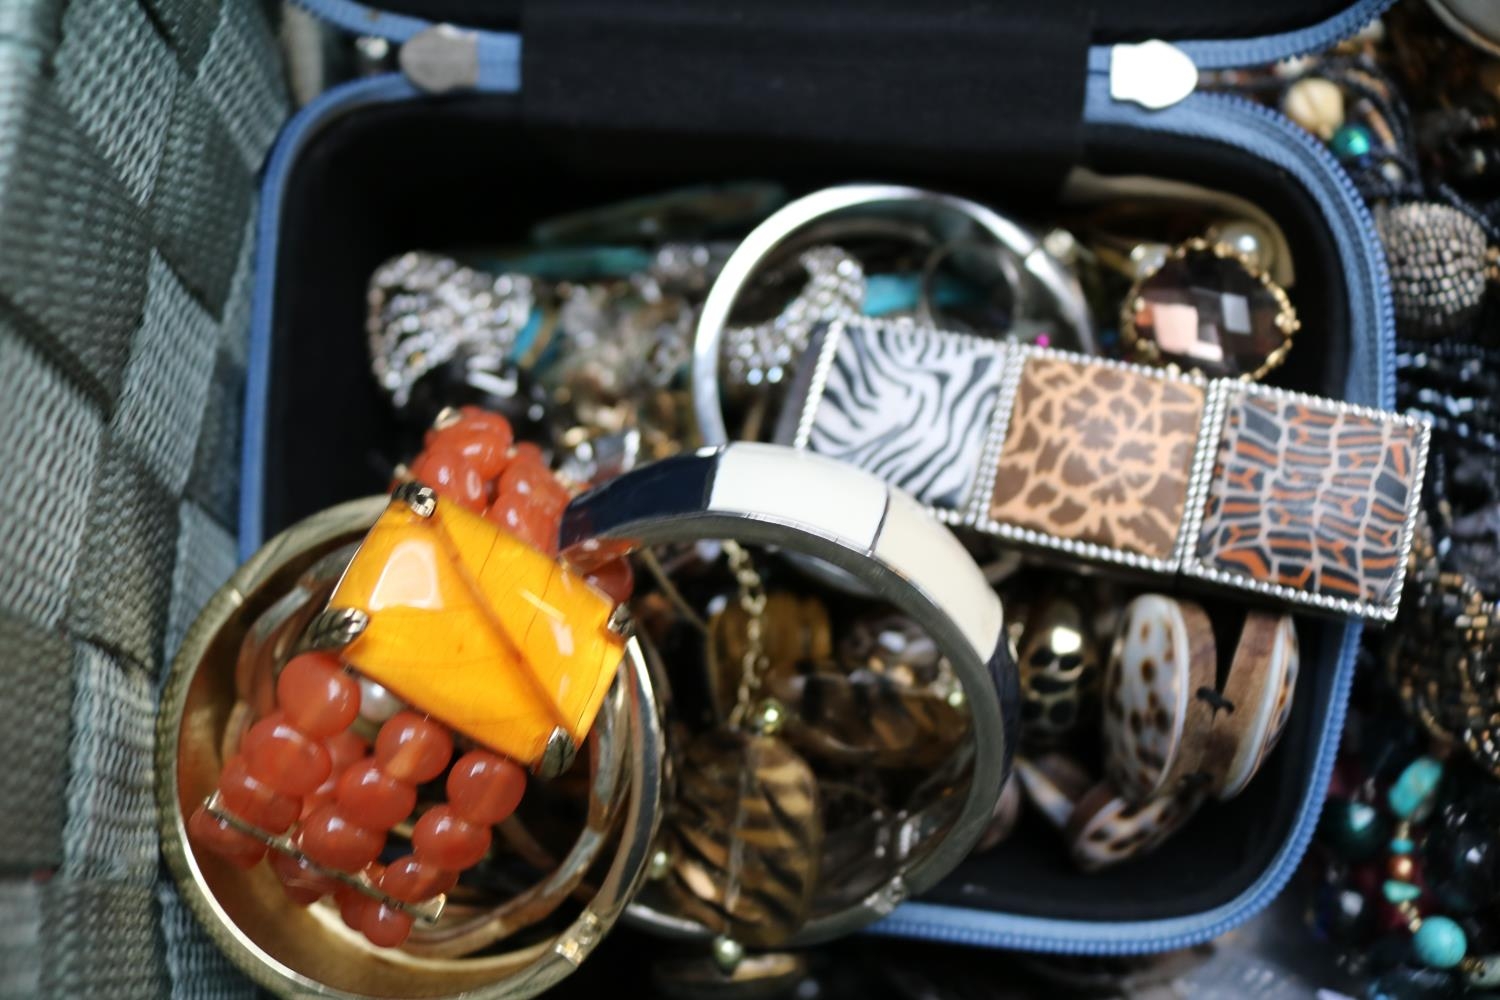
[1330,124,1373,160]
[1413,916,1467,969]
[1390,837,1415,854]
[1384,879,1421,903]
[1321,798,1389,861]
[1388,757,1443,821]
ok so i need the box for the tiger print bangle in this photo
[779,316,1431,621]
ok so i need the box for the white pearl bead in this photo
[358,678,404,724]
[1216,221,1275,273]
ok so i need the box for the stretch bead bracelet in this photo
[190,407,628,949]
[1370,755,1500,987]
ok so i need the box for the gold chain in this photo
[722,540,768,729]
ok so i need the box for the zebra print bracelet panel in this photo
[782,316,1431,621]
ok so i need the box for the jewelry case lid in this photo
[295,0,1356,181]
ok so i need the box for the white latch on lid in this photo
[1110,39,1198,111]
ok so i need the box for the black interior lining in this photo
[519,1,1090,171]
[264,92,1348,924]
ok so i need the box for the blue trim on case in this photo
[291,0,431,42]
[864,25,1397,954]
[474,33,523,92]
[243,19,523,561]
[1177,0,1396,70]
[241,73,418,560]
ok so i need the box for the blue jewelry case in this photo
[242,0,1400,959]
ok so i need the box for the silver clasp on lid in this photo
[400,23,480,93]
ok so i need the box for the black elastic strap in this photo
[521,0,1090,177]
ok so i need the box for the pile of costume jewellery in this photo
[159,177,1431,998]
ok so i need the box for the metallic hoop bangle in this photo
[157,496,665,1000]
[559,442,1017,944]
[692,184,1095,447]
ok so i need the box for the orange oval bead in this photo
[561,537,635,573]
[242,713,332,797]
[447,751,526,826]
[374,712,453,784]
[409,446,488,513]
[329,728,368,767]
[425,424,513,480]
[269,851,341,906]
[218,754,301,833]
[458,405,513,433]
[277,653,359,739]
[187,806,265,869]
[412,805,491,870]
[484,494,560,555]
[297,804,384,872]
[359,902,414,948]
[379,854,457,903]
[534,485,570,522]
[300,781,335,821]
[427,407,514,445]
[510,441,546,468]
[335,759,416,830]
[584,557,635,605]
[496,455,568,514]
[300,731,362,820]
[336,884,372,932]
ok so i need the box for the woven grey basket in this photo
[0,0,285,996]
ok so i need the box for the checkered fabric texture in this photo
[0,0,285,996]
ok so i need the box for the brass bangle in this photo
[156,497,665,999]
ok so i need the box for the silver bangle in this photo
[692,184,1094,447]
[560,441,1017,943]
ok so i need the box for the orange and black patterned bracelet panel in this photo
[784,317,1430,620]
[187,407,631,948]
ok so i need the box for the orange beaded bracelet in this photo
[189,407,632,949]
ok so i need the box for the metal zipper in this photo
[1178,0,1398,70]
[878,6,1401,955]
[241,73,418,560]
[1142,90,1396,409]
[254,0,1397,956]
[244,12,525,557]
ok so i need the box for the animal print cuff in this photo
[780,317,1431,621]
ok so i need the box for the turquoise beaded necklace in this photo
[1383,755,1500,986]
